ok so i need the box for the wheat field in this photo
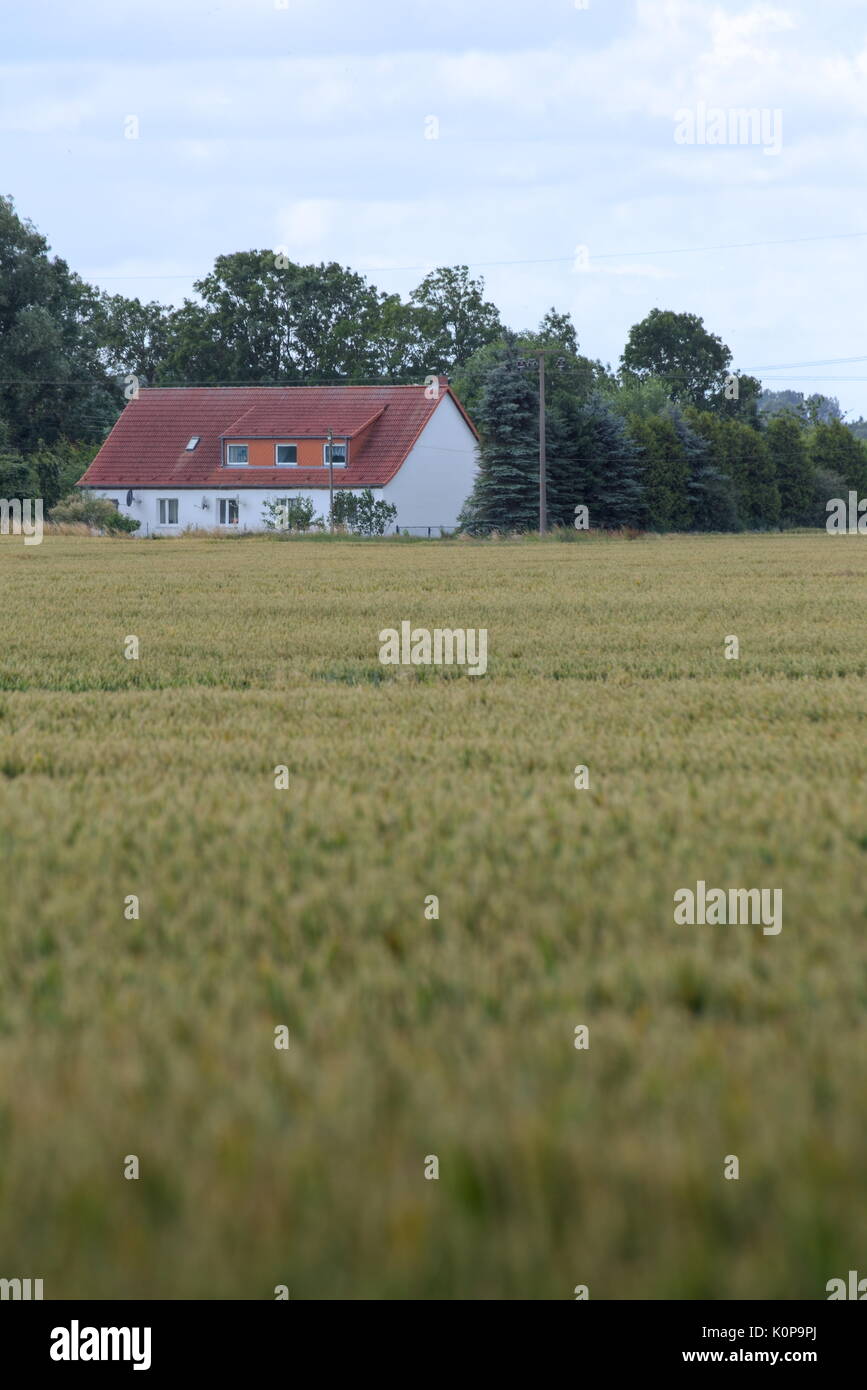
[0,530,865,1299]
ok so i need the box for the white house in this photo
[77,378,479,535]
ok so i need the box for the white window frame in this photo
[275,443,298,466]
[158,498,179,525]
[219,497,240,526]
[323,440,347,467]
[226,443,248,466]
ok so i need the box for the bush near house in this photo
[261,497,323,532]
[331,487,398,535]
[49,493,140,533]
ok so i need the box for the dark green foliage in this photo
[548,392,644,530]
[621,308,732,409]
[628,413,691,530]
[809,418,867,494]
[459,342,540,533]
[331,488,397,535]
[408,266,502,373]
[687,410,780,530]
[766,413,814,526]
[671,407,738,532]
[809,468,849,528]
[0,196,121,452]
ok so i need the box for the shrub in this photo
[331,488,397,536]
[261,497,323,532]
[49,493,140,534]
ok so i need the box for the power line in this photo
[81,227,867,283]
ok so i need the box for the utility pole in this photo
[538,350,547,534]
[327,427,334,533]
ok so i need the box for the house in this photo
[76,378,479,535]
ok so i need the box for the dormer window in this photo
[226,444,248,466]
[324,441,347,467]
[185,436,200,451]
[275,444,297,466]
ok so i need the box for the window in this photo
[219,498,239,525]
[275,444,297,466]
[227,444,248,465]
[323,440,347,467]
[106,498,119,510]
[185,436,200,451]
[158,498,179,525]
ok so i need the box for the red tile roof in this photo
[77,381,478,490]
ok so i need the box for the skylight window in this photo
[185,436,200,451]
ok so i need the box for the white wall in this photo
[86,487,358,535]
[382,394,478,533]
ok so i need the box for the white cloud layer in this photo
[2,0,867,412]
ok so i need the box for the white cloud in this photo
[3,0,867,412]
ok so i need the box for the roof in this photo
[77,381,478,490]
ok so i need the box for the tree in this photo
[536,307,579,355]
[354,489,398,535]
[628,413,691,530]
[809,418,867,494]
[548,392,644,530]
[330,488,397,535]
[671,407,737,531]
[368,294,427,381]
[766,413,813,526]
[688,411,779,529]
[809,468,849,528]
[452,312,606,424]
[0,414,38,504]
[717,371,763,425]
[458,341,540,533]
[621,308,733,409]
[160,252,387,384]
[29,440,100,511]
[734,422,780,528]
[97,294,173,386]
[609,373,672,421]
[409,266,502,373]
[0,196,121,451]
[760,389,844,426]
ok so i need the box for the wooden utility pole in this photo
[538,350,547,534]
[327,427,334,533]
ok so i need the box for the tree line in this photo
[455,323,867,533]
[1,193,864,531]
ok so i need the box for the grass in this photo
[0,530,865,1299]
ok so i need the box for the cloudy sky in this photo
[3,0,867,412]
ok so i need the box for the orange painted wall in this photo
[225,438,346,468]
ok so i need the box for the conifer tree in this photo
[458,341,540,532]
